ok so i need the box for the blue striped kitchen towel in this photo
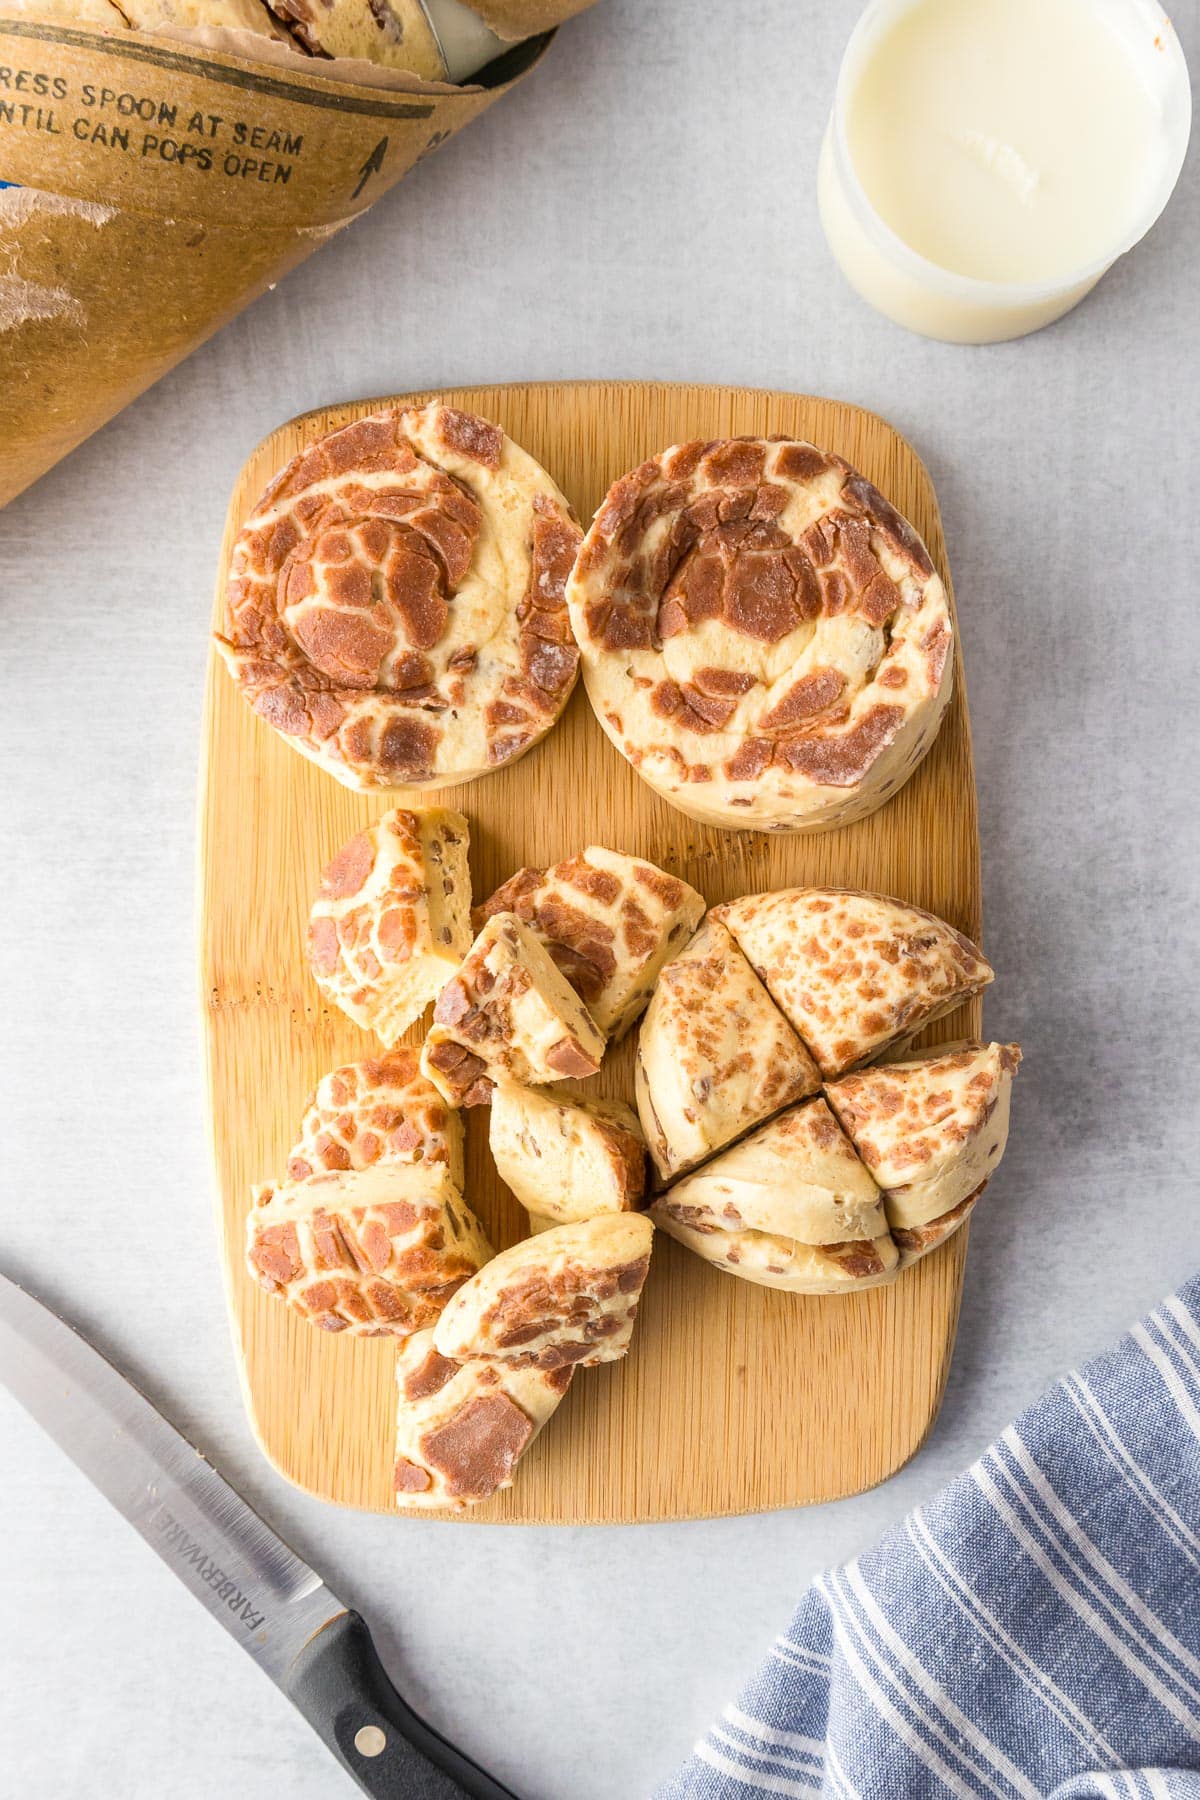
[657,1278,1200,1799]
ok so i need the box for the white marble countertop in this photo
[3,3,1199,1795]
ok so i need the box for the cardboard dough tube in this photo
[0,1,595,506]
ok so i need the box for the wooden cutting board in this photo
[199,381,981,1523]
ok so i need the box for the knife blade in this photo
[0,1271,519,1800]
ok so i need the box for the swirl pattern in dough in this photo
[566,437,952,831]
[217,403,582,792]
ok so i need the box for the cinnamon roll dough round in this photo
[217,403,582,792]
[566,438,952,832]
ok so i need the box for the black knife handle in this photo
[287,1610,520,1800]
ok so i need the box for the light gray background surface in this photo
[3,3,1199,1795]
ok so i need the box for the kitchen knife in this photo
[0,1270,519,1800]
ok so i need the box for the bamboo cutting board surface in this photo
[199,381,981,1522]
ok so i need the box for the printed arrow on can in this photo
[352,136,388,201]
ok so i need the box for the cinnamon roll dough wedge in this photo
[307,807,471,1047]
[216,404,581,792]
[246,1164,492,1336]
[476,846,705,1041]
[490,1081,647,1226]
[656,1099,890,1246]
[434,1213,654,1370]
[714,888,993,1077]
[649,1206,898,1296]
[826,1041,1021,1264]
[393,1331,571,1513]
[635,917,821,1183]
[649,1099,896,1296]
[286,1048,463,1189]
[887,1186,984,1268]
[420,913,605,1108]
[566,438,952,832]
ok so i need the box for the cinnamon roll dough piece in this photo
[476,846,705,1040]
[307,807,471,1047]
[216,404,581,792]
[649,1202,898,1296]
[246,1164,492,1336]
[891,1184,986,1270]
[119,0,288,36]
[0,0,127,22]
[420,913,605,1108]
[286,1048,464,1190]
[489,1082,646,1226]
[658,1099,889,1246]
[566,439,952,833]
[393,1332,572,1512]
[266,0,443,72]
[635,917,821,1182]
[826,1041,1021,1233]
[714,887,993,1077]
[434,1213,654,1369]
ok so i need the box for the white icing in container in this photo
[818,0,1192,343]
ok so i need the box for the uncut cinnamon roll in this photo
[216,403,582,792]
[566,438,952,832]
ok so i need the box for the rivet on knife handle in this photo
[287,1609,520,1800]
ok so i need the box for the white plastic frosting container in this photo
[818,0,1192,344]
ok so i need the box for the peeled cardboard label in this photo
[0,11,575,505]
[0,19,539,225]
